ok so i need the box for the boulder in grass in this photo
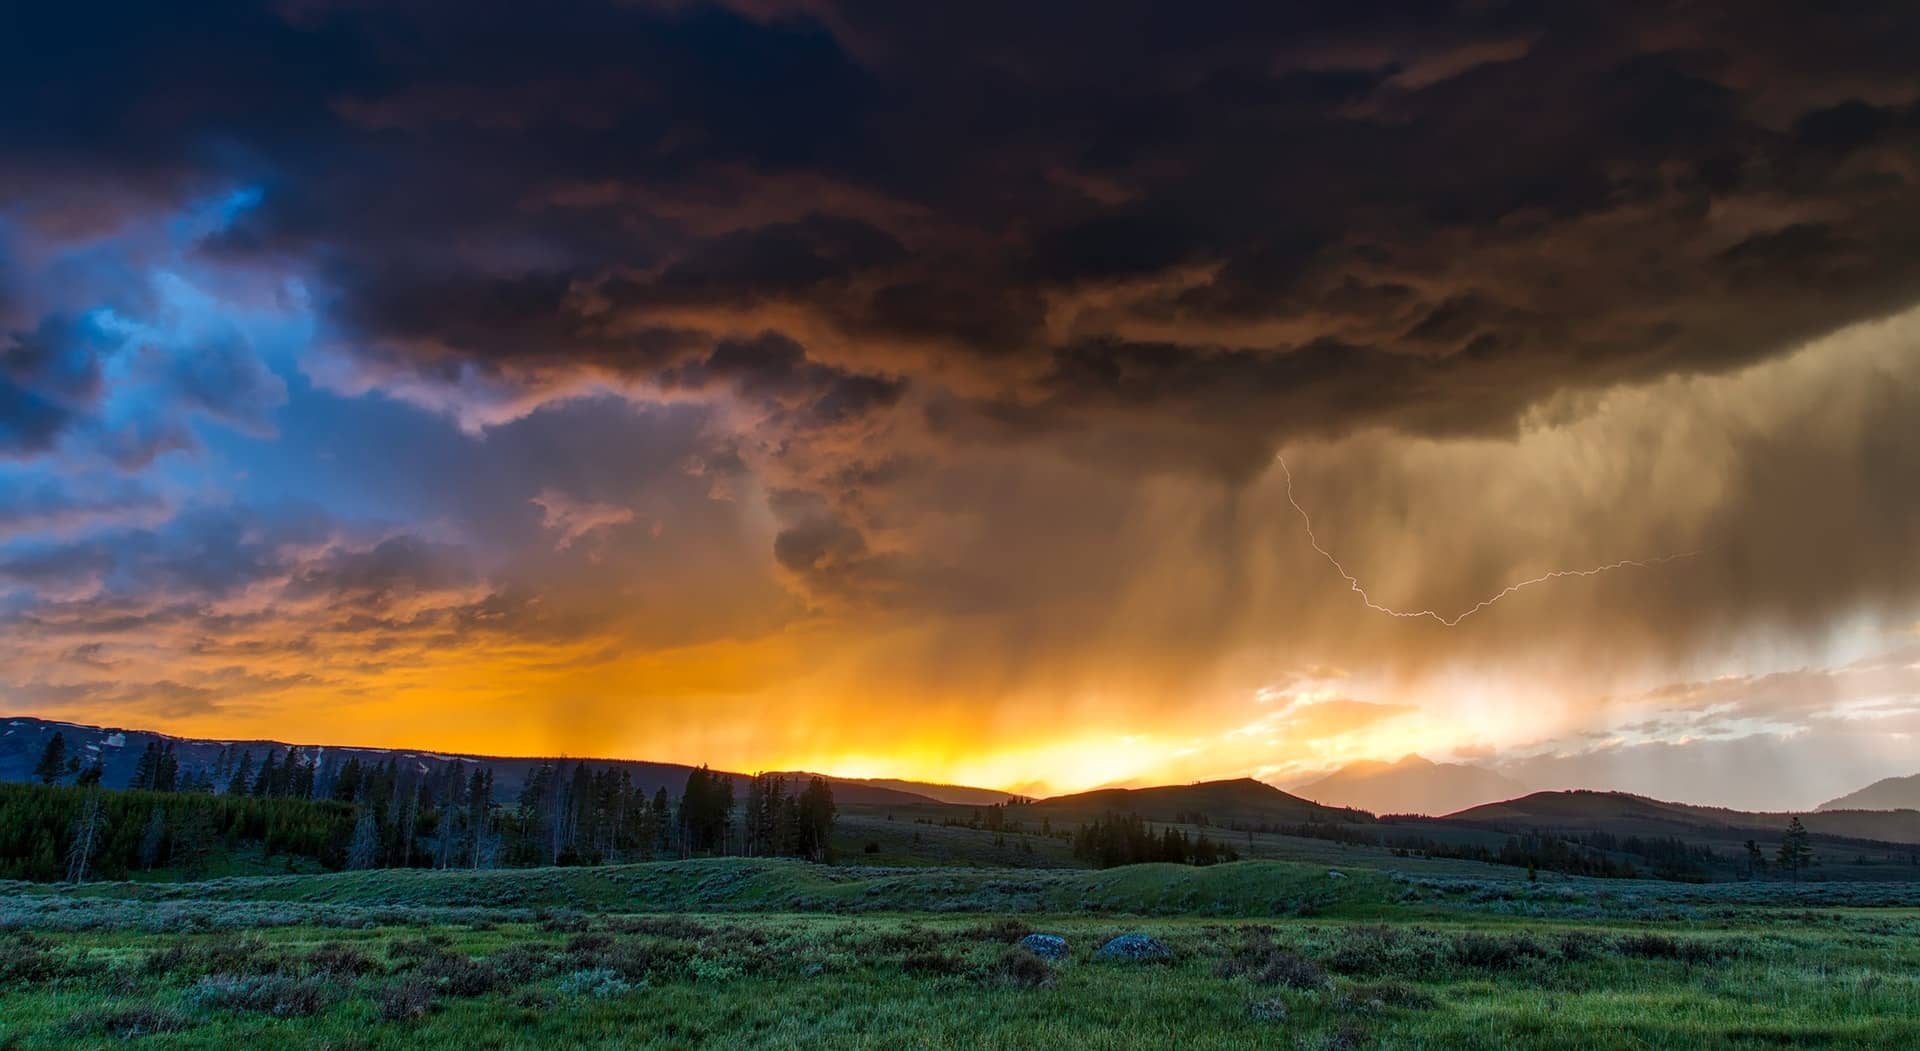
[1093,933,1170,962]
[1017,934,1068,961]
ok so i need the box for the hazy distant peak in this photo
[1818,772,1920,812]
[1296,755,1526,816]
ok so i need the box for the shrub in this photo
[1614,933,1729,964]
[0,936,68,984]
[1322,925,1443,977]
[1553,930,1604,962]
[510,986,556,1011]
[142,935,277,979]
[962,918,1032,944]
[990,947,1055,989]
[608,916,712,939]
[1338,981,1438,1011]
[140,943,193,977]
[306,942,381,978]
[187,974,339,1017]
[415,952,507,997]
[1258,950,1327,989]
[489,943,558,983]
[1449,932,1549,970]
[1215,934,1327,990]
[594,938,692,981]
[65,1006,193,1039]
[871,926,947,954]
[378,978,436,1022]
[1248,996,1288,1023]
[685,956,743,982]
[558,967,634,998]
[703,923,773,952]
[565,933,613,955]
[902,950,966,977]
[537,912,591,933]
[1319,1021,1371,1051]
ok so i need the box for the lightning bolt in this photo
[1276,453,1697,626]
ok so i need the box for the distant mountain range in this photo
[0,716,1011,807]
[1819,773,1920,812]
[1445,789,1920,846]
[7,714,1918,847]
[1293,754,1527,816]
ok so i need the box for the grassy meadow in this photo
[2,858,1917,1049]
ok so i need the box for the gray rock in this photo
[1017,933,1068,961]
[1093,933,1170,962]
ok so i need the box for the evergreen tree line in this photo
[1070,812,1240,868]
[1,757,838,882]
[741,773,837,860]
[502,760,663,867]
[0,782,353,882]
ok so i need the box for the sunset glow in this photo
[5,2,1920,812]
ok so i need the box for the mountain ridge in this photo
[8,714,1915,835]
[0,716,948,806]
[1445,789,1920,846]
[1818,773,1920,812]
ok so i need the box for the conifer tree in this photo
[153,745,179,793]
[33,732,67,785]
[1777,816,1815,880]
[130,741,160,790]
[226,752,254,796]
[651,787,672,854]
[253,749,280,797]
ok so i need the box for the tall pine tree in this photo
[32,733,67,785]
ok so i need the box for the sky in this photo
[3,1,1919,809]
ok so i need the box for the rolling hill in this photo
[1294,754,1526,816]
[1019,777,1370,827]
[1819,773,1920,812]
[824,777,1019,806]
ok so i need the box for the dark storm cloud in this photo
[69,5,1920,446]
[282,535,478,610]
[0,315,108,457]
[0,507,323,602]
[7,0,1920,635]
[12,1,1916,438]
[660,332,906,429]
[0,475,163,541]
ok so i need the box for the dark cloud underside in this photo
[2,1,1919,793]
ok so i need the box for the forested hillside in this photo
[0,764,840,883]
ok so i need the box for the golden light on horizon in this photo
[4,9,1920,815]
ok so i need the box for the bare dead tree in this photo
[66,789,107,883]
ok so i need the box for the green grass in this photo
[2,859,1917,1048]
[7,858,1390,917]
